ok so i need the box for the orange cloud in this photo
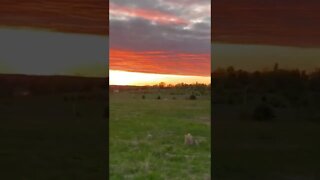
[110,3,188,25]
[110,49,210,76]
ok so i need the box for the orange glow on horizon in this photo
[109,70,210,86]
[110,49,211,77]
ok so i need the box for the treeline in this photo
[153,82,211,90]
[110,82,211,91]
[212,66,320,93]
[212,65,320,106]
[0,74,108,97]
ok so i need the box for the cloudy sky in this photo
[0,29,108,76]
[0,0,108,35]
[109,0,211,77]
[0,0,108,77]
[212,0,320,47]
[212,0,320,71]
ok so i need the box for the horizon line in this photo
[109,70,211,86]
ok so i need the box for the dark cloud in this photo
[0,29,107,77]
[111,0,209,14]
[212,0,320,47]
[0,0,108,35]
[110,0,211,53]
[110,18,210,54]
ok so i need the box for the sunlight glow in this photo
[109,70,210,86]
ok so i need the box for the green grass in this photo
[0,93,107,179]
[213,106,320,180]
[109,92,211,179]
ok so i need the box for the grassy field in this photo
[109,90,211,179]
[213,105,320,180]
[0,93,108,179]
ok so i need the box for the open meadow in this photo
[213,108,320,180]
[212,68,320,179]
[109,87,211,179]
[0,75,108,179]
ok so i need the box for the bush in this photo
[142,95,146,99]
[157,95,161,100]
[253,104,275,121]
[189,94,197,100]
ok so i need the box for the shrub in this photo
[142,95,146,99]
[189,94,197,100]
[253,104,275,121]
[157,95,161,100]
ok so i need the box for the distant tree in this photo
[189,94,197,100]
[273,63,279,71]
[159,82,166,88]
[167,84,174,88]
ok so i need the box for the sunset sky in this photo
[109,0,211,85]
[0,0,108,77]
[212,0,320,71]
[1,0,319,81]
